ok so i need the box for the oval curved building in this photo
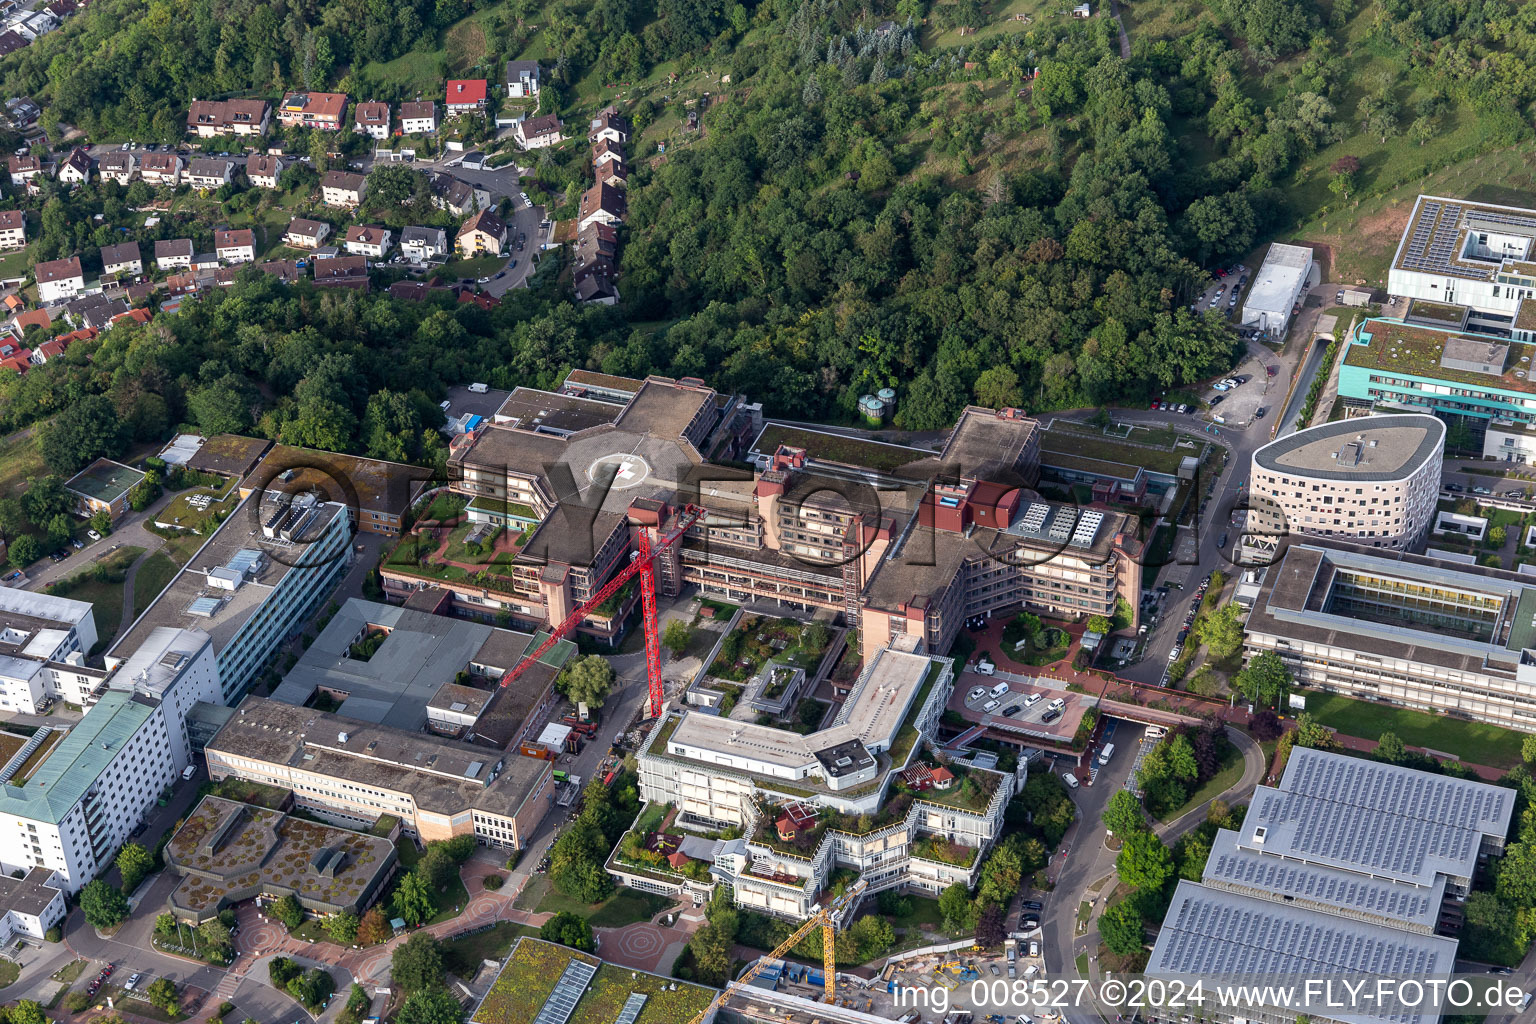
[1248,414,1445,555]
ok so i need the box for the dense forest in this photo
[2,0,1536,438]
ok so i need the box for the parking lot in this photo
[1191,263,1249,323]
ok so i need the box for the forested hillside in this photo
[2,0,1536,434]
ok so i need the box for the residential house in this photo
[56,147,91,186]
[282,218,331,249]
[96,151,135,185]
[14,10,57,39]
[0,31,26,57]
[64,295,128,331]
[139,152,183,187]
[0,210,24,251]
[399,101,437,136]
[455,209,506,256]
[445,79,488,116]
[310,245,340,260]
[574,222,618,271]
[214,229,256,264]
[98,242,142,277]
[588,109,632,145]
[43,0,76,18]
[0,342,31,374]
[276,91,348,132]
[12,309,49,337]
[595,160,627,190]
[320,170,365,208]
[186,99,270,137]
[29,335,74,364]
[64,458,145,520]
[154,239,194,270]
[258,259,304,284]
[577,182,626,232]
[312,255,368,291]
[505,59,540,98]
[186,157,235,190]
[353,102,390,140]
[514,113,563,150]
[573,267,618,306]
[429,173,486,218]
[399,226,447,264]
[343,225,391,259]
[190,252,219,273]
[2,96,39,131]
[591,138,624,167]
[35,256,83,304]
[5,155,42,193]
[245,154,283,189]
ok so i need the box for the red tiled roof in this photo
[445,79,488,105]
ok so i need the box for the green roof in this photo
[0,689,155,822]
[65,459,145,503]
[1508,588,1536,653]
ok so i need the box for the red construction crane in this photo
[499,503,706,719]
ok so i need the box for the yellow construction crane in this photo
[684,878,868,1024]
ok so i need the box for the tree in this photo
[287,968,333,1011]
[1375,731,1407,764]
[396,987,465,1024]
[11,1002,47,1024]
[661,619,693,657]
[38,394,127,473]
[1249,710,1283,741]
[117,841,154,892]
[8,535,40,569]
[1102,789,1146,837]
[146,978,179,1014]
[1293,712,1334,750]
[1099,898,1144,957]
[1117,831,1174,891]
[560,655,616,710]
[155,912,177,938]
[540,911,596,951]
[1086,614,1112,634]
[272,894,305,931]
[1195,604,1244,660]
[975,903,1005,947]
[80,879,129,928]
[269,957,300,987]
[974,366,1023,408]
[391,933,445,992]
[326,911,359,944]
[1234,651,1290,708]
[393,872,436,927]
[938,882,975,931]
[416,845,458,891]
[198,918,232,953]
[1523,733,1536,766]
[1494,841,1536,906]
[187,376,256,436]
[357,908,391,945]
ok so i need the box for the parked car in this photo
[1061,771,1079,789]
[968,687,988,702]
[1210,395,1225,406]
[1255,406,1266,419]
[87,529,101,540]
[1021,900,1044,911]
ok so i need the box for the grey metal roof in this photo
[1201,828,1446,931]
[1241,748,1513,887]
[1148,881,1458,1024]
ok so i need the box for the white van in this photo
[181,764,197,781]
[1047,697,1065,712]
[1144,725,1167,739]
[468,382,489,393]
[989,681,1010,699]
[1097,743,1116,766]
[1061,771,1079,789]
[1023,692,1042,707]
[974,660,996,676]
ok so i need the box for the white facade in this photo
[0,628,218,892]
[400,227,447,263]
[0,590,99,713]
[1248,414,1444,556]
[1241,242,1313,334]
[36,269,84,305]
[1387,196,1536,331]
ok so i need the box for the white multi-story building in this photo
[1240,242,1313,335]
[1388,195,1536,336]
[1247,414,1444,559]
[631,645,1018,918]
[0,589,103,713]
[112,494,352,703]
[0,627,219,892]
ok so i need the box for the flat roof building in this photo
[205,696,556,847]
[0,589,100,712]
[1242,242,1314,335]
[64,458,145,521]
[271,598,571,743]
[1247,414,1444,556]
[112,493,352,703]
[1243,537,1536,731]
[1150,748,1513,1024]
[1387,195,1536,334]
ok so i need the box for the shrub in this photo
[483,873,504,891]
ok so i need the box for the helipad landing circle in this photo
[589,453,651,489]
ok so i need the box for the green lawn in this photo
[160,531,211,567]
[531,883,673,928]
[0,430,45,495]
[134,552,180,618]
[1300,691,1528,769]
[437,254,507,281]
[442,921,539,976]
[1154,747,1246,824]
[46,546,146,649]
[1075,953,1089,979]
[0,959,18,988]
[883,894,946,933]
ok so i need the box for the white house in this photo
[186,157,235,190]
[56,148,92,186]
[0,210,24,251]
[344,225,392,258]
[399,226,447,263]
[214,229,256,264]
[245,153,283,189]
[354,101,390,140]
[505,59,541,98]
[35,256,84,305]
[399,101,437,136]
[154,239,194,270]
[515,114,563,151]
